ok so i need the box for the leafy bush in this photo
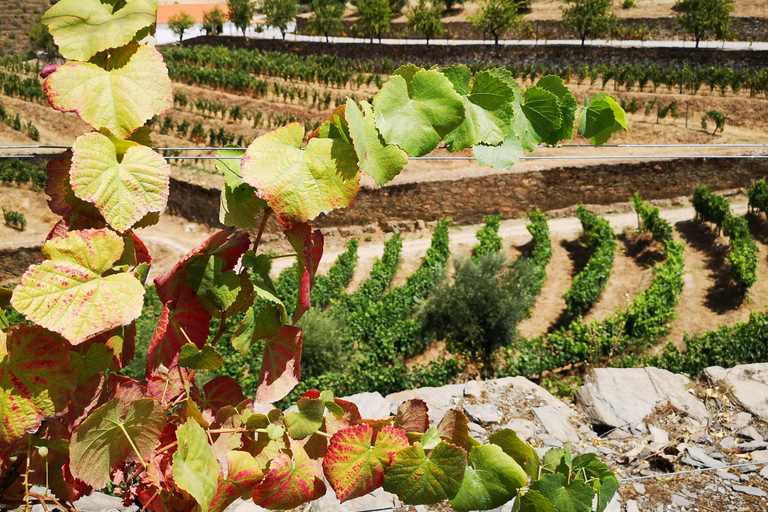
[701,109,727,135]
[336,233,402,314]
[723,215,758,291]
[3,208,26,230]
[296,308,351,379]
[747,178,768,214]
[692,184,730,233]
[563,206,616,317]
[311,237,358,309]
[472,214,503,259]
[0,159,46,189]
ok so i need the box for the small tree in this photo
[560,0,617,45]
[675,0,734,48]
[468,0,526,45]
[308,0,344,42]
[168,11,195,42]
[443,0,466,12]
[202,6,226,35]
[357,0,392,43]
[28,22,57,55]
[406,0,445,44]
[227,0,257,36]
[262,0,298,39]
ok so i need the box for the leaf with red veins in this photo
[323,424,409,503]
[0,325,75,444]
[154,231,250,303]
[252,452,326,510]
[65,370,109,432]
[202,376,245,415]
[254,325,302,404]
[210,451,264,512]
[109,374,151,406]
[285,223,324,323]
[437,409,470,450]
[146,354,193,407]
[147,288,211,370]
[394,398,429,434]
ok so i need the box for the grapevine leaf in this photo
[541,447,566,475]
[241,123,360,225]
[577,93,627,145]
[450,444,528,512]
[202,377,246,414]
[255,325,302,404]
[517,489,558,512]
[373,69,465,156]
[70,397,165,489]
[286,223,324,323]
[179,343,224,371]
[436,409,469,450]
[307,104,359,179]
[443,66,516,151]
[173,420,221,512]
[521,86,562,143]
[42,0,158,62]
[473,131,524,170]
[186,253,241,315]
[217,147,266,229]
[0,325,75,444]
[231,303,283,355]
[529,474,596,512]
[11,228,145,344]
[285,396,325,440]
[323,424,409,503]
[383,441,467,504]
[147,288,211,370]
[345,99,408,185]
[421,428,441,450]
[45,44,173,139]
[588,95,628,146]
[69,342,113,386]
[210,451,264,512]
[489,428,540,479]
[45,150,103,220]
[70,132,170,233]
[394,398,429,434]
[252,451,326,509]
[537,75,578,144]
[241,252,287,325]
[572,454,619,512]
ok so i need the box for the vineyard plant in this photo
[0,1,629,511]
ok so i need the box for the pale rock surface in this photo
[575,367,709,428]
[704,363,768,422]
[464,403,502,424]
[532,405,580,443]
[341,391,393,419]
[463,379,483,398]
[386,383,466,423]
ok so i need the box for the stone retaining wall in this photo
[0,246,40,288]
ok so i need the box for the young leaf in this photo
[541,447,566,475]
[394,398,429,434]
[231,303,284,355]
[202,376,246,414]
[537,75,578,145]
[241,123,360,225]
[473,132,524,170]
[70,132,170,233]
[252,451,326,509]
[450,444,528,512]
[255,325,302,404]
[0,325,75,444]
[572,454,619,512]
[488,428,540,479]
[443,66,516,151]
[179,343,225,371]
[373,68,465,156]
[217,147,266,229]
[285,395,326,440]
[70,397,165,489]
[210,451,264,512]
[521,86,562,143]
[578,93,627,145]
[45,150,102,220]
[45,44,173,139]
[11,228,145,344]
[383,441,467,504]
[323,424,408,503]
[307,104,359,179]
[173,420,221,512]
[42,0,158,62]
[147,288,212,369]
[436,409,469,450]
[185,253,242,315]
[529,474,596,512]
[345,99,408,186]
[517,489,558,512]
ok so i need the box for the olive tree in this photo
[675,0,734,48]
[468,0,527,45]
[356,0,392,43]
[262,0,298,39]
[227,0,257,36]
[308,0,344,42]
[407,0,445,44]
[560,0,617,45]
[168,11,195,42]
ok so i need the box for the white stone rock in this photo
[703,363,768,422]
[464,403,502,424]
[309,486,398,512]
[625,499,640,512]
[502,418,537,440]
[464,379,483,398]
[387,384,465,423]
[648,425,670,445]
[532,405,580,444]
[341,391,392,420]
[751,450,768,462]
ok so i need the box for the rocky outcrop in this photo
[703,363,768,422]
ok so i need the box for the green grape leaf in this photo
[179,343,225,371]
[45,44,173,139]
[252,451,326,509]
[588,95,628,146]
[436,409,469,451]
[572,454,619,512]
[521,86,562,143]
[473,132,525,170]
[537,75,578,144]
[443,66,515,151]
[42,0,158,62]
[241,123,360,225]
[217,147,266,229]
[450,444,528,512]
[530,474,596,512]
[373,69,465,156]
[578,93,627,145]
[285,395,325,440]
[345,99,408,185]
[231,303,284,356]
[255,325,302,404]
[489,428,540,479]
[383,441,467,504]
[174,420,222,512]
[323,424,409,503]
[541,447,566,475]
[308,104,359,179]
[11,228,145,344]
[241,252,287,324]
[69,342,114,386]
[70,132,170,233]
[517,489,558,512]
[421,428,441,450]
[210,450,264,512]
[0,325,75,444]
[70,397,165,489]
[186,253,242,315]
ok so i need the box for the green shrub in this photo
[723,215,758,291]
[296,308,351,379]
[336,233,402,314]
[3,208,26,230]
[120,286,163,382]
[311,238,358,309]
[692,184,730,233]
[473,214,503,259]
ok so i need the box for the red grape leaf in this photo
[437,409,470,450]
[202,376,245,415]
[147,287,211,370]
[209,450,264,512]
[285,223,324,323]
[252,451,326,509]
[255,325,302,404]
[394,398,429,433]
[383,441,467,505]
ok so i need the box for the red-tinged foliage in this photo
[394,399,430,434]
[436,409,470,451]
[252,452,326,509]
[255,325,302,404]
[286,223,324,323]
[210,451,264,512]
[148,288,211,370]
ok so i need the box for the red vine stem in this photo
[253,208,272,253]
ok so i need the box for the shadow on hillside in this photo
[546,237,595,332]
[675,219,743,313]
[746,212,768,246]
[618,231,665,268]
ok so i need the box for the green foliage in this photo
[297,308,351,379]
[468,0,527,45]
[168,11,196,42]
[357,0,393,43]
[675,0,734,47]
[2,209,26,230]
[262,0,298,39]
[563,206,616,318]
[701,109,727,135]
[406,0,445,44]
[308,0,344,42]
[227,0,257,36]
[723,215,758,291]
[337,234,402,314]
[692,184,730,233]
[203,6,226,35]
[748,178,768,214]
[473,215,503,259]
[312,238,359,309]
[560,0,617,45]
[28,22,57,54]
[0,159,47,189]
